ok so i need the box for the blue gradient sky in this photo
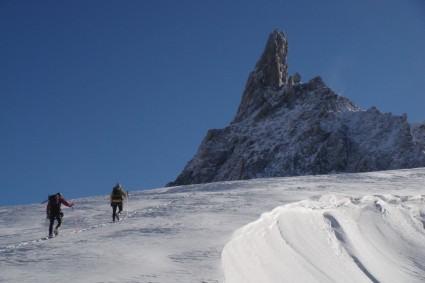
[1,1,424,206]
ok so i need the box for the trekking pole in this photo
[45,216,48,237]
[126,191,129,217]
[44,195,48,236]
[71,207,80,232]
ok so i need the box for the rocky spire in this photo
[233,30,289,123]
[254,29,288,88]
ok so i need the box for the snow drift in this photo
[222,194,425,283]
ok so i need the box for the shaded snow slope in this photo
[1,168,425,282]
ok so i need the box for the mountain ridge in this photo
[168,30,425,187]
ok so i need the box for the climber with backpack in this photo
[110,183,127,222]
[46,193,74,238]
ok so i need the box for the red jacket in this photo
[46,195,73,214]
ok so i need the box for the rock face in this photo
[411,122,425,145]
[234,30,288,123]
[167,30,425,187]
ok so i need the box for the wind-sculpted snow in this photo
[222,194,425,283]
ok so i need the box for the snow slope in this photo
[1,168,425,282]
[223,195,425,283]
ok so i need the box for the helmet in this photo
[56,192,62,197]
[116,183,121,188]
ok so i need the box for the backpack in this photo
[48,194,61,215]
[111,187,122,201]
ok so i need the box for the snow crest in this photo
[222,194,425,283]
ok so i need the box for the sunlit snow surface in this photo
[1,168,425,282]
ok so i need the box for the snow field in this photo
[1,168,425,282]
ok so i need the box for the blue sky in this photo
[1,1,424,206]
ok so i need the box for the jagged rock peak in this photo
[233,30,289,123]
[254,29,288,88]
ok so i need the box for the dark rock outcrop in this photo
[234,30,288,123]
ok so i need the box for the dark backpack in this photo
[112,187,122,200]
[48,194,61,215]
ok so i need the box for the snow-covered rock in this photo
[411,121,425,146]
[168,30,425,187]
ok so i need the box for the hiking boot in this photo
[54,229,59,236]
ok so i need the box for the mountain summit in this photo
[168,30,425,187]
[234,29,288,123]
